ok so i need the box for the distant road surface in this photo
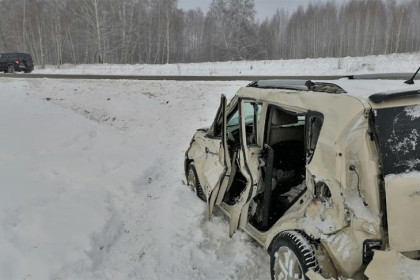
[0,73,417,81]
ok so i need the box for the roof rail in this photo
[369,89,420,104]
[247,80,309,91]
[247,79,346,94]
[347,73,419,80]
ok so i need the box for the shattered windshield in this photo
[374,105,420,175]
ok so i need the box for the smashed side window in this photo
[305,114,323,163]
[374,105,420,175]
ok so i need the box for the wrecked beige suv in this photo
[185,74,420,280]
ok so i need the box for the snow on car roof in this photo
[315,78,420,99]
[248,78,420,100]
[242,77,420,107]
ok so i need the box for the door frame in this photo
[217,97,264,236]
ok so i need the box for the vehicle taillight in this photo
[14,60,19,64]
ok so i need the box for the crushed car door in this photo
[226,100,263,236]
[203,95,230,214]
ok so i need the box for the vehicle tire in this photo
[7,65,15,74]
[187,162,207,202]
[270,231,320,280]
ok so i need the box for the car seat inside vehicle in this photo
[249,107,307,231]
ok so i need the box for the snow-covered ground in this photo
[35,53,420,76]
[2,53,420,280]
[0,78,270,279]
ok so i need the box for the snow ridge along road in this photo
[0,73,418,81]
[0,73,342,81]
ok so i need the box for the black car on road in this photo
[0,53,34,73]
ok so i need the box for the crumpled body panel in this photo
[365,250,420,280]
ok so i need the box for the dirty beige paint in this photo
[365,250,420,280]
[385,175,420,252]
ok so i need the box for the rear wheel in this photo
[187,163,207,202]
[270,231,320,280]
[7,65,15,74]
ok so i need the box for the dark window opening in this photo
[305,114,323,163]
[249,107,307,231]
[223,170,247,205]
[242,101,262,146]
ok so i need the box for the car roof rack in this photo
[247,79,346,94]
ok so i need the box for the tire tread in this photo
[270,230,320,280]
[188,163,207,202]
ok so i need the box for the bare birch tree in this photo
[0,0,418,65]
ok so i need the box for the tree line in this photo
[0,0,419,66]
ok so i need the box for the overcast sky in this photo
[178,0,336,20]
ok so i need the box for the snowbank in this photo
[35,53,420,76]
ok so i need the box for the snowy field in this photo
[35,52,420,76]
[0,78,270,279]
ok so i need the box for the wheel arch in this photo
[269,230,321,280]
[268,229,339,279]
[6,64,15,73]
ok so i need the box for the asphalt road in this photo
[0,73,417,81]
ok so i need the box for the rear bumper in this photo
[365,250,420,280]
[15,64,34,71]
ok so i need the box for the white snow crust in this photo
[323,233,351,261]
[405,105,420,120]
[386,171,420,180]
[302,210,337,236]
